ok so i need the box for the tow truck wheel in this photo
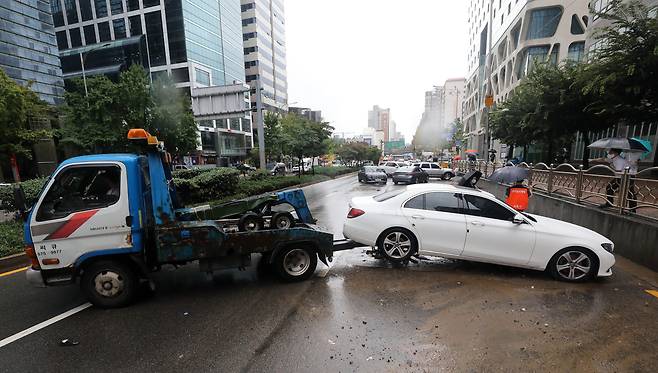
[238,212,264,232]
[271,212,295,229]
[81,260,138,308]
[274,245,317,282]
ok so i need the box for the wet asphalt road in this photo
[1,175,658,372]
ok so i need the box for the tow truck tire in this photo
[271,212,295,229]
[81,260,138,308]
[238,212,264,232]
[273,245,317,282]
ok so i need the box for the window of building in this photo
[64,0,79,24]
[112,19,126,39]
[230,118,240,131]
[195,68,210,85]
[592,0,610,20]
[570,14,584,35]
[511,22,521,49]
[463,195,515,221]
[527,7,562,39]
[143,0,160,7]
[110,0,123,14]
[127,0,140,11]
[508,3,511,15]
[198,120,214,128]
[36,166,121,222]
[216,119,227,129]
[56,31,68,50]
[200,131,217,151]
[242,118,252,133]
[70,28,82,47]
[98,22,111,41]
[83,25,97,44]
[568,41,585,62]
[517,45,550,78]
[241,3,254,11]
[242,17,256,26]
[165,0,187,64]
[80,0,93,21]
[145,11,166,67]
[52,0,64,27]
[128,15,142,36]
[94,0,108,18]
[171,67,189,83]
[549,43,559,65]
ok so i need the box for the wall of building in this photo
[463,0,589,156]
[1,0,65,105]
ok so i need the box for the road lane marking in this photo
[0,266,29,278]
[646,290,658,299]
[0,302,92,348]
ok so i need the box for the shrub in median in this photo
[173,168,240,204]
[0,178,47,211]
[313,166,358,178]
[172,167,211,180]
[0,220,23,257]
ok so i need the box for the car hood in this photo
[525,213,610,243]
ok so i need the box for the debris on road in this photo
[59,339,79,347]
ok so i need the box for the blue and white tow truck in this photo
[19,129,356,308]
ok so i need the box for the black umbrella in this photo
[489,166,529,184]
[587,137,651,153]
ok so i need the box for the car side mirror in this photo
[512,213,525,224]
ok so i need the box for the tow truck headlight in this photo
[601,243,614,253]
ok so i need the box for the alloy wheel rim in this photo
[276,217,291,229]
[383,232,412,259]
[94,270,124,297]
[283,249,310,276]
[556,251,591,280]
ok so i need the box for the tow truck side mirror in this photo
[13,185,28,221]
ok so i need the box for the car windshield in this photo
[373,189,405,202]
[363,166,379,172]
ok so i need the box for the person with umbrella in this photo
[593,148,637,210]
[505,178,532,211]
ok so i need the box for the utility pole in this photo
[255,78,266,170]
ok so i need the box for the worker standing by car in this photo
[505,179,531,211]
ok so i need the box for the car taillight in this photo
[347,208,365,218]
[24,244,40,269]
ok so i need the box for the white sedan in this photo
[343,184,615,282]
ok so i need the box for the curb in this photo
[0,252,28,273]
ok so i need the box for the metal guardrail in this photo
[452,160,658,220]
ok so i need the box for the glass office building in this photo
[51,0,245,88]
[0,0,65,105]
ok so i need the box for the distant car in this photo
[358,166,387,184]
[363,160,374,166]
[173,164,193,171]
[269,163,287,176]
[235,163,256,173]
[413,162,455,180]
[378,161,405,177]
[342,183,615,282]
[392,166,429,184]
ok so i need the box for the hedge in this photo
[0,178,47,211]
[0,220,23,257]
[171,167,212,180]
[313,166,358,177]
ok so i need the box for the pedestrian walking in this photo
[598,148,637,210]
[505,179,531,211]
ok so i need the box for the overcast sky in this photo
[285,0,468,142]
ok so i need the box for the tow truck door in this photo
[29,162,132,269]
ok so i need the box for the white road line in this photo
[0,302,92,348]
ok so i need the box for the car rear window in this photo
[397,166,415,172]
[373,189,405,202]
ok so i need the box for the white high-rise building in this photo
[412,78,465,151]
[241,0,288,112]
[367,105,392,141]
[463,0,589,155]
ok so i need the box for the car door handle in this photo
[411,215,425,220]
[470,221,485,226]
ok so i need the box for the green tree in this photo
[280,114,333,175]
[0,70,54,180]
[263,112,283,161]
[150,74,198,155]
[581,0,658,127]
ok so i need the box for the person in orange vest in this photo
[505,179,532,211]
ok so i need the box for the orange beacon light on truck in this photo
[127,128,159,145]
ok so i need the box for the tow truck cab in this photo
[23,129,335,307]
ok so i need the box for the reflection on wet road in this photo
[1,175,657,372]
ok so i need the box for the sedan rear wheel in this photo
[549,248,597,282]
[378,229,417,263]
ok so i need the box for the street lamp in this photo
[79,42,112,97]
[255,79,266,170]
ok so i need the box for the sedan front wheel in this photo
[549,248,597,282]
